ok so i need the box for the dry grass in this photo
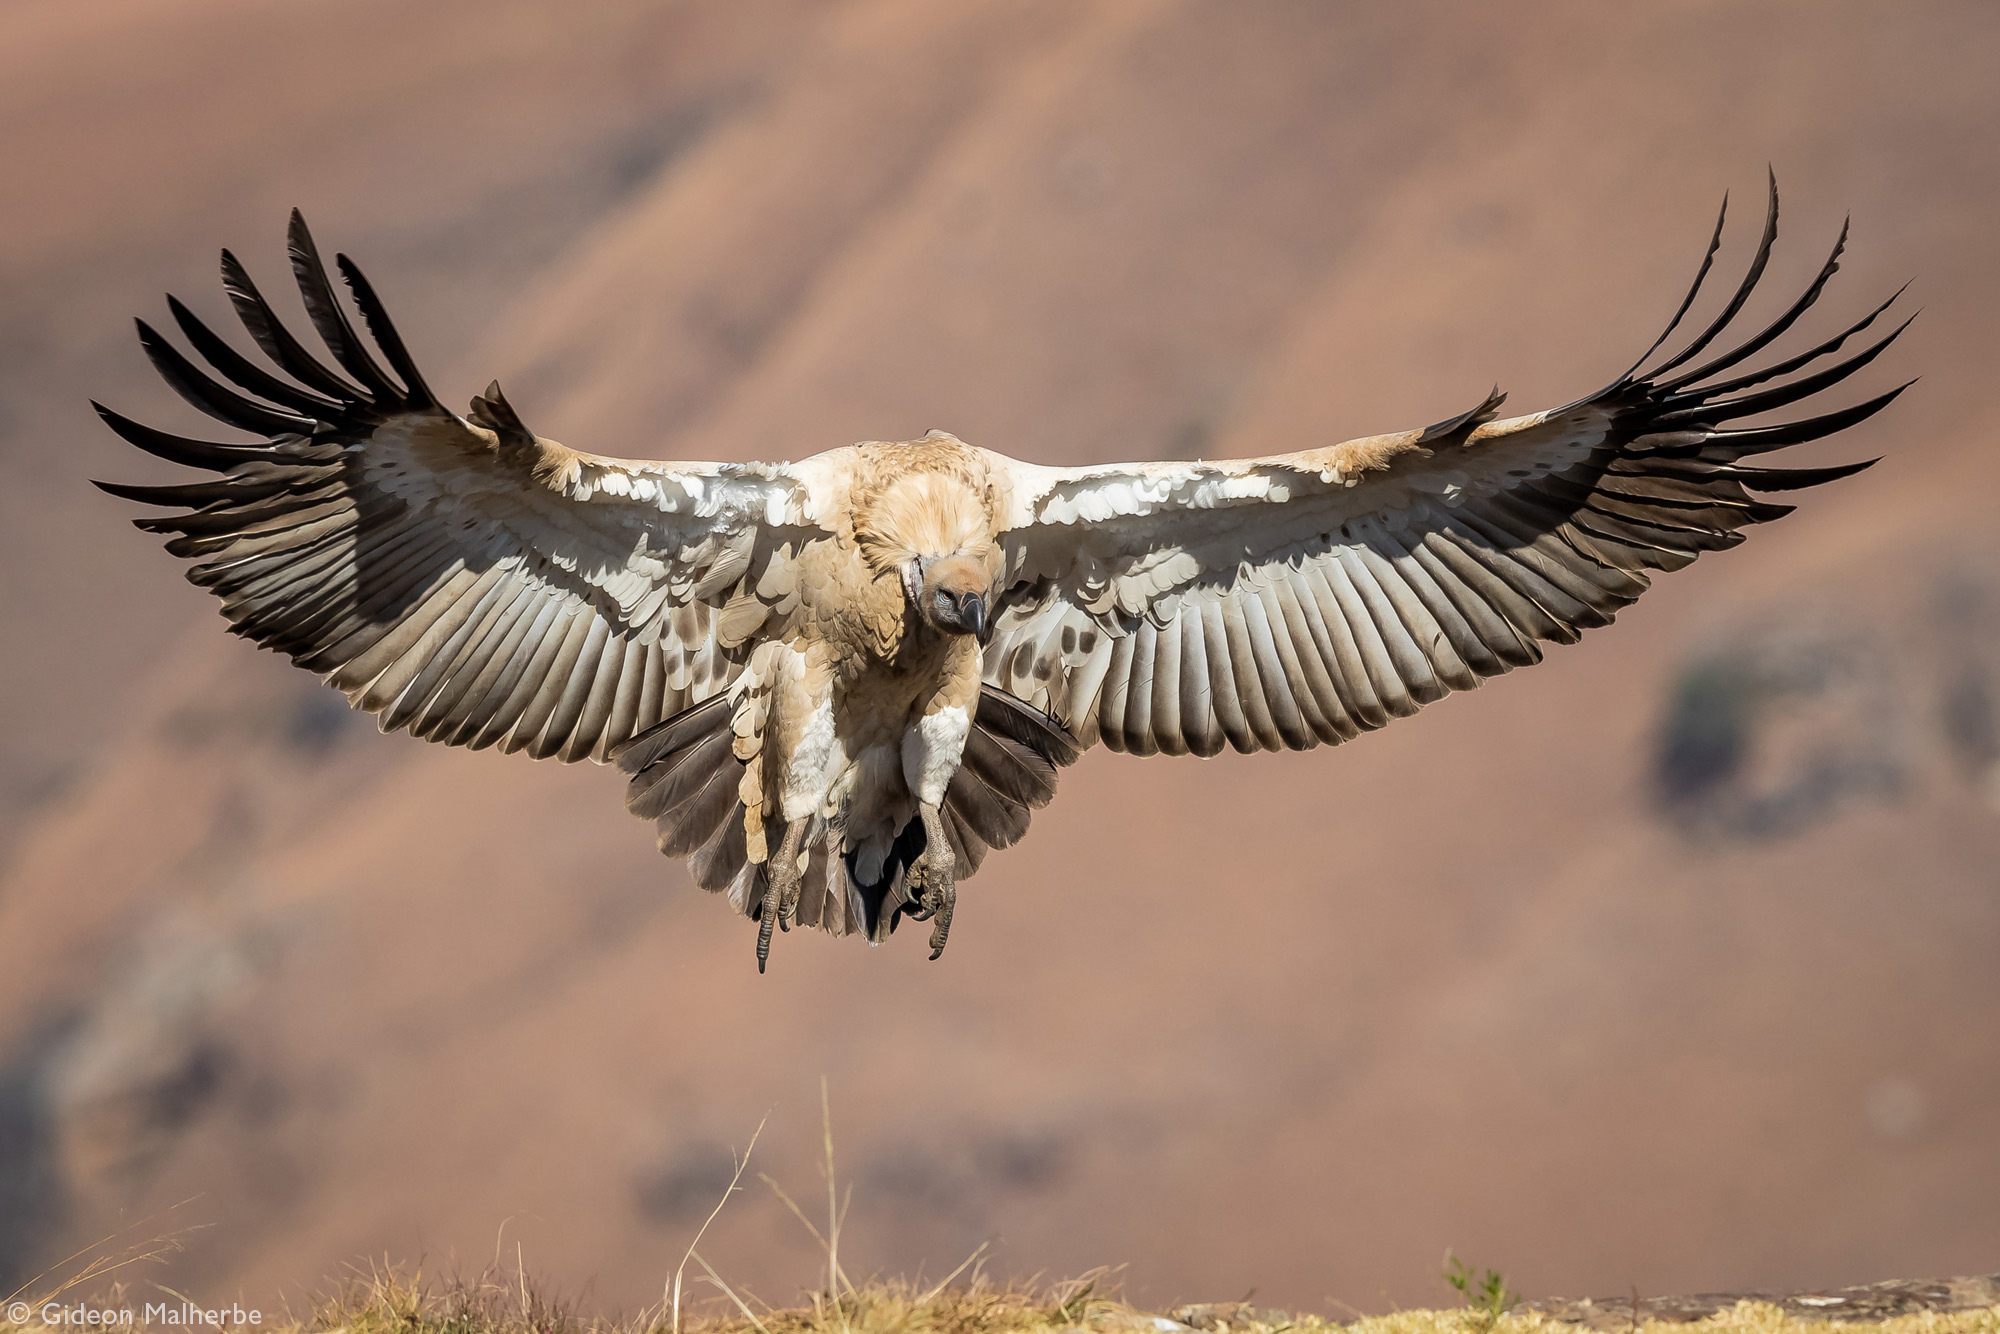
[7,1262,1998,1334]
[5,1093,1994,1334]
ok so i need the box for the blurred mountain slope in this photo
[1,0,1995,1313]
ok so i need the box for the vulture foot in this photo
[755,818,810,974]
[903,805,957,960]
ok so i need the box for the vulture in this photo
[96,178,1909,971]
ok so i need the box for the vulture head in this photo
[907,554,992,644]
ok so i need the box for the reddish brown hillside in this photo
[1,0,1995,1314]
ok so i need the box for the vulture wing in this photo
[983,179,1912,755]
[96,212,821,762]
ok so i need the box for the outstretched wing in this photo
[96,212,824,762]
[983,178,1912,755]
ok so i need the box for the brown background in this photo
[1,0,1995,1317]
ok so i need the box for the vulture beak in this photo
[960,592,990,645]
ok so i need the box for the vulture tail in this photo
[845,686,1082,943]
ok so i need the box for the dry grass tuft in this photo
[8,1264,1997,1334]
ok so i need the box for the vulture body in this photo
[96,180,1910,970]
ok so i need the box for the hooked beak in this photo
[960,592,990,645]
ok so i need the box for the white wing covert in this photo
[97,212,821,762]
[984,181,1910,755]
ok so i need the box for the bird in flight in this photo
[97,178,1908,971]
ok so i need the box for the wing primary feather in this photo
[1704,380,1913,455]
[135,321,318,435]
[1607,191,1729,387]
[1647,314,1913,428]
[439,580,550,733]
[165,296,348,416]
[219,248,366,401]
[285,210,407,405]
[94,475,280,506]
[1642,170,1782,381]
[1449,511,1623,623]
[1649,217,1848,394]
[300,528,467,667]
[1358,527,1493,684]
[91,401,273,471]
[1662,282,1910,404]
[335,253,436,409]
[1348,524,1475,693]
[1730,457,1880,492]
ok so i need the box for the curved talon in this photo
[780,872,802,928]
[924,882,955,960]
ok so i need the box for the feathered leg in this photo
[902,803,957,960]
[756,817,809,974]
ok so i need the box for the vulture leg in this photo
[903,803,957,961]
[756,817,809,974]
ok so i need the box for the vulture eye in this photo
[934,590,954,612]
